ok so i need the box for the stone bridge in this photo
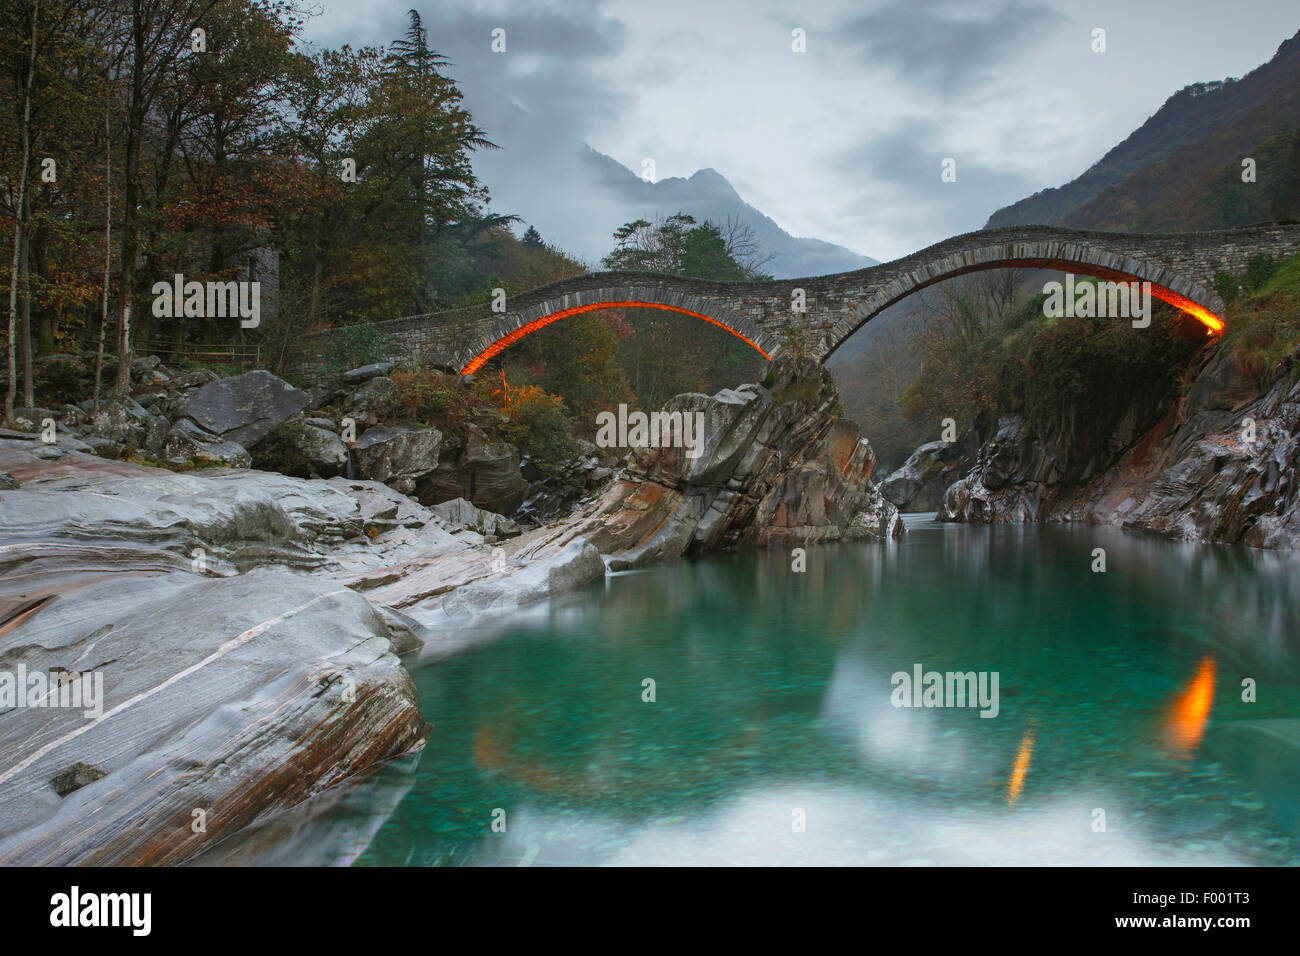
[296,223,1300,375]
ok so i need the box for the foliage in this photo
[502,314,634,430]
[1255,253,1300,298]
[1227,295,1300,379]
[322,322,395,376]
[1019,310,1203,446]
[0,1,502,401]
[390,366,454,421]
[253,422,321,479]
[900,274,1206,461]
[1242,255,1281,295]
[1214,254,1300,378]
[493,376,576,473]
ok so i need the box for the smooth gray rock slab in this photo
[0,567,426,866]
[341,363,394,385]
[179,370,309,447]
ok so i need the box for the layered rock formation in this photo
[418,423,528,515]
[0,354,902,864]
[939,347,1300,549]
[0,438,601,865]
[879,430,981,512]
[543,355,903,568]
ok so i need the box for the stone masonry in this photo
[291,222,1300,377]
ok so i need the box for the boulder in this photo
[353,424,442,495]
[13,407,60,427]
[163,418,252,469]
[179,370,309,448]
[82,397,168,455]
[343,376,397,426]
[341,362,394,385]
[432,497,522,539]
[301,386,338,413]
[419,424,527,515]
[881,435,978,512]
[252,422,349,479]
[167,367,220,392]
[60,404,90,428]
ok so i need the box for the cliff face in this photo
[544,355,903,569]
[940,347,1300,549]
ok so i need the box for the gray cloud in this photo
[830,118,1041,247]
[306,0,629,143]
[836,0,1066,96]
[303,0,1300,262]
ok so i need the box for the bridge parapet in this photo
[288,223,1300,377]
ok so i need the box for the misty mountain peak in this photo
[684,167,741,199]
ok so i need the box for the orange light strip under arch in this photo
[460,300,772,374]
[1029,263,1227,334]
[1148,285,1225,334]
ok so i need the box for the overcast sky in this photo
[301,0,1299,262]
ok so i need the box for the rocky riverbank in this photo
[0,353,897,864]
[544,356,903,568]
[887,342,1300,550]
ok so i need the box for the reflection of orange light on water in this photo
[1164,656,1217,757]
[1006,727,1035,806]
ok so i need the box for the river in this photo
[273,514,1300,866]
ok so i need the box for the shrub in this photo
[1242,255,1281,295]
[1213,270,1241,303]
[390,367,455,422]
[323,322,396,376]
[1227,294,1300,379]
[1255,254,1300,299]
[1021,308,1202,449]
[496,382,576,474]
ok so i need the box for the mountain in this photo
[471,102,875,278]
[986,29,1300,231]
[578,150,877,277]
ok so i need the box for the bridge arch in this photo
[821,234,1229,362]
[459,286,774,374]
[291,224,1300,379]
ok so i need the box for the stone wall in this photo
[287,223,1300,381]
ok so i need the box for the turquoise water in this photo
[337,516,1300,866]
